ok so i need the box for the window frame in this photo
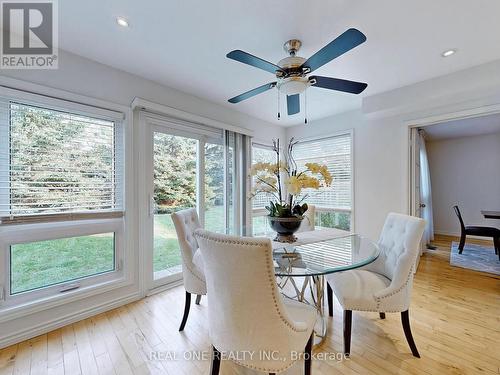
[0,218,123,308]
[0,86,130,317]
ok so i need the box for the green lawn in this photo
[153,205,226,272]
[10,233,114,294]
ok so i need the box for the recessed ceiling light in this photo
[116,17,129,27]
[441,49,456,57]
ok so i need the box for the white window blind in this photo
[293,134,352,210]
[251,143,276,210]
[0,99,124,223]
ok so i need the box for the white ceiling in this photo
[58,0,500,126]
[425,113,500,141]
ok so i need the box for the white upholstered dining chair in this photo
[171,208,206,331]
[194,229,316,375]
[297,204,316,232]
[326,213,425,357]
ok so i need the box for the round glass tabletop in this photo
[272,234,380,277]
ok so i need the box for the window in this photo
[251,143,276,235]
[1,102,123,222]
[0,92,125,306]
[294,133,353,230]
[10,233,115,295]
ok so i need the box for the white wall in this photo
[286,59,500,240]
[427,133,500,236]
[0,50,284,143]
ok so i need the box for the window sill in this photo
[0,273,133,323]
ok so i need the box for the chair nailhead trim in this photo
[212,341,299,373]
[199,230,309,373]
[375,260,415,310]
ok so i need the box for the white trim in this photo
[0,219,126,312]
[433,230,495,241]
[131,97,254,136]
[146,278,183,297]
[0,291,140,349]
[0,77,127,120]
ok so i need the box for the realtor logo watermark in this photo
[0,0,58,69]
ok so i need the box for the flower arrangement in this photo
[250,138,332,241]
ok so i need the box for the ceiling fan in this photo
[226,28,368,120]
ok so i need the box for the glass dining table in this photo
[261,228,381,345]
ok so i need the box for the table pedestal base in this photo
[277,274,327,346]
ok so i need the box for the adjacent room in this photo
[417,114,500,274]
[0,1,499,374]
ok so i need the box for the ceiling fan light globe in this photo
[278,77,308,95]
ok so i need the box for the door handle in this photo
[149,195,157,217]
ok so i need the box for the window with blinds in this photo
[293,134,352,211]
[251,144,276,210]
[0,101,123,224]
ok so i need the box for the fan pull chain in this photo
[277,90,281,120]
[304,89,308,124]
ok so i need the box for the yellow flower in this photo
[285,176,302,196]
[305,162,321,174]
[300,175,320,189]
[305,162,333,186]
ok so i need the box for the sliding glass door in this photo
[141,112,251,291]
[152,132,198,280]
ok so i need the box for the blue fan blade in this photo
[302,28,366,73]
[227,50,283,75]
[287,94,300,115]
[228,82,276,103]
[310,76,367,94]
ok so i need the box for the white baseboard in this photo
[0,292,141,349]
[434,230,494,242]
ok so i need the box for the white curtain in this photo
[419,130,434,245]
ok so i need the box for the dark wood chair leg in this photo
[210,345,221,375]
[496,238,500,261]
[327,282,334,317]
[458,233,466,253]
[379,312,386,319]
[495,237,500,261]
[304,333,313,375]
[195,294,202,305]
[178,291,191,331]
[401,310,420,358]
[343,310,352,356]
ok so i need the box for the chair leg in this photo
[401,310,420,358]
[379,312,386,319]
[496,238,500,261]
[327,282,334,317]
[195,294,202,305]
[458,233,466,254]
[210,345,221,375]
[343,310,352,356]
[304,333,313,375]
[495,237,500,261]
[178,291,191,331]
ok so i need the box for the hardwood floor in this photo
[1,235,499,375]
